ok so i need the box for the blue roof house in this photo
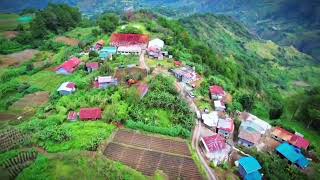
[238,157,262,180]
[276,142,310,169]
[99,47,117,60]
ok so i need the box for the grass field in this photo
[64,27,98,41]
[17,152,147,180]
[17,71,67,92]
[42,121,116,153]
[0,14,20,32]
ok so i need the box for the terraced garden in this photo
[104,129,202,179]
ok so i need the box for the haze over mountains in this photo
[0,0,319,61]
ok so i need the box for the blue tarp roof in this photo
[276,142,310,169]
[245,171,262,180]
[239,157,262,174]
[101,47,117,53]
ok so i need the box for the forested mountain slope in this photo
[179,14,320,123]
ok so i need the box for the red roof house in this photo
[86,62,99,72]
[174,61,182,67]
[201,134,226,152]
[110,34,149,47]
[79,108,102,120]
[210,85,225,100]
[217,118,234,138]
[289,135,310,150]
[56,57,81,75]
[238,130,261,147]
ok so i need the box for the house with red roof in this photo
[56,57,81,75]
[57,82,76,95]
[110,34,149,49]
[217,118,234,138]
[271,127,310,150]
[95,39,105,50]
[289,134,310,150]
[210,85,226,100]
[86,62,99,73]
[79,108,102,121]
[172,66,198,83]
[200,134,231,165]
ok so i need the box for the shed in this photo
[57,82,76,95]
[79,108,102,120]
[94,76,118,89]
[238,157,262,180]
[95,39,105,50]
[276,143,309,169]
[67,111,78,121]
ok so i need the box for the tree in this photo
[98,13,120,33]
[239,93,255,112]
[118,25,143,34]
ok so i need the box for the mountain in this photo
[0,0,319,60]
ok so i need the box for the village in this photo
[50,30,313,180]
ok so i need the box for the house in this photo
[117,45,142,55]
[94,76,118,89]
[174,61,182,67]
[95,40,105,50]
[67,111,78,121]
[271,127,294,143]
[276,143,310,169]
[147,46,164,60]
[238,157,262,180]
[217,118,234,138]
[172,66,198,83]
[57,82,76,95]
[271,127,310,150]
[201,111,219,131]
[200,134,231,165]
[210,85,225,100]
[238,130,261,148]
[110,33,149,49]
[86,62,99,72]
[99,47,117,60]
[148,38,165,49]
[135,83,149,98]
[289,134,310,150]
[240,112,271,135]
[214,100,226,112]
[56,57,81,75]
[79,108,102,121]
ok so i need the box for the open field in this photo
[9,92,49,111]
[104,129,202,179]
[17,71,67,92]
[0,49,39,68]
[2,31,19,39]
[0,14,20,32]
[55,36,80,46]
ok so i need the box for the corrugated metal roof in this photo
[239,157,262,174]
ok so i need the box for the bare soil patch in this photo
[55,36,80,46]
[104,129,202,179]
[2,31,19,39]
[0,113,18,121]
[0,49,39,68]
[293,81,310,87]
[114,67,147,82]
[9,91,49,111]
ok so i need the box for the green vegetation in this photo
[18,152,147,180]
[0,14,20,32]
[109,55,139,68]
[98,13,120,34]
